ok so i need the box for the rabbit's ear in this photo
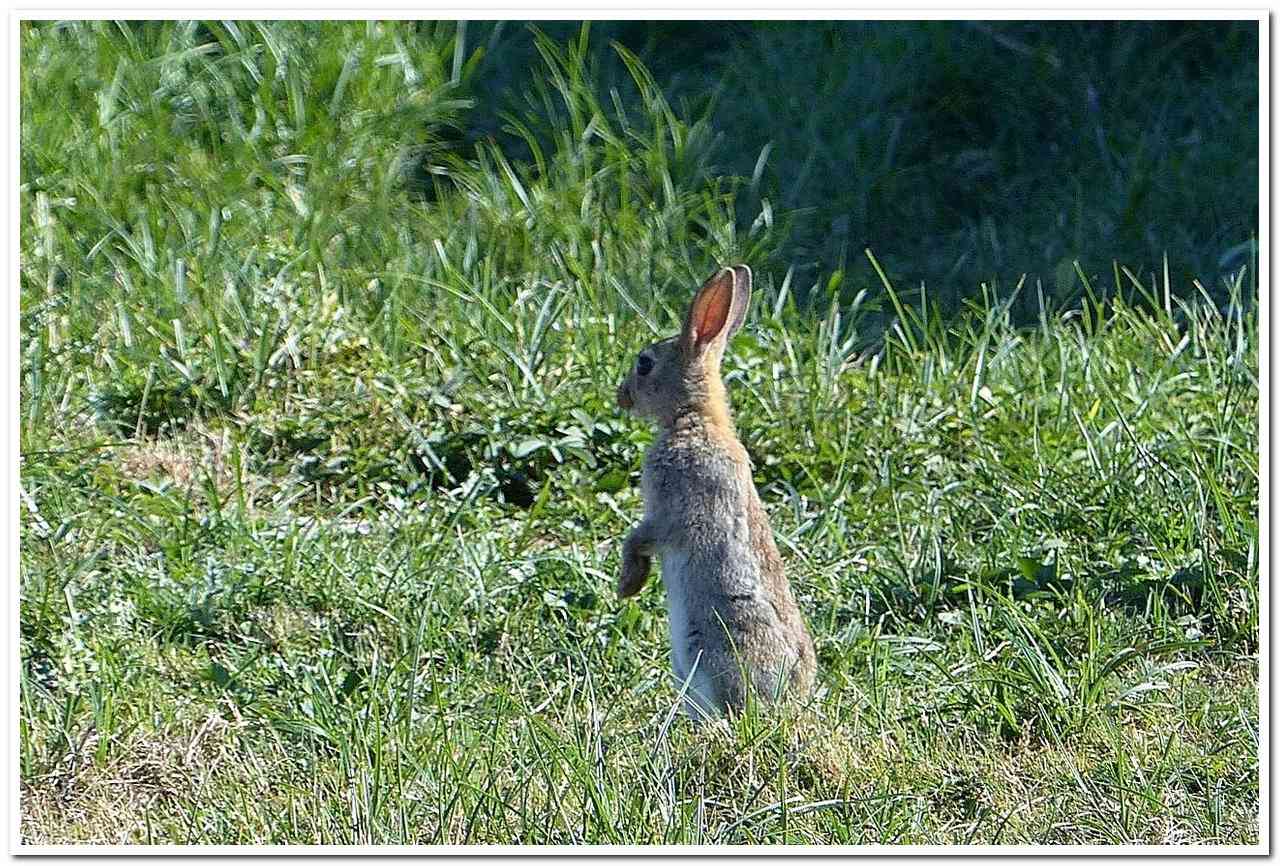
[725,265,752,339]
[681,267,737,358]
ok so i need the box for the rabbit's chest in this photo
[641,447,741,514]
[659,548,695,614]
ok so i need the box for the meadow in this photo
[19,20,1259,845]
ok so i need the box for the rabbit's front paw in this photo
[618,544,652,599]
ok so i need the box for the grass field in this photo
[19,21,1259,845]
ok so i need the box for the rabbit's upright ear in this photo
[681,267,738,359]
[725,265,752,340]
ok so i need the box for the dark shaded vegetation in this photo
[451,20,1258,310]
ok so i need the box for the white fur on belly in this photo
[660,548,693,674]
[659,548,719,716]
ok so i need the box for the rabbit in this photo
[615,265,816,719]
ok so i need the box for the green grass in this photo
[20,21,1258,845]
[446,20,1260,306]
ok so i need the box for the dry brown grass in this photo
[21,711,242,845]
[114,426,246,496]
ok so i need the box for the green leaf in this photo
[208,661,231,688]
[595,468,627,493]
[510,437,545,459]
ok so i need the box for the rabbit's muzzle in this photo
[617,380,634,411]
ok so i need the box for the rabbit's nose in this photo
[617,383,634,410]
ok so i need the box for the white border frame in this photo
[6,6,1269,858]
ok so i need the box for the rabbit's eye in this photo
[636,355,654,376]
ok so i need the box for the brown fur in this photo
[616,266,816,717]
